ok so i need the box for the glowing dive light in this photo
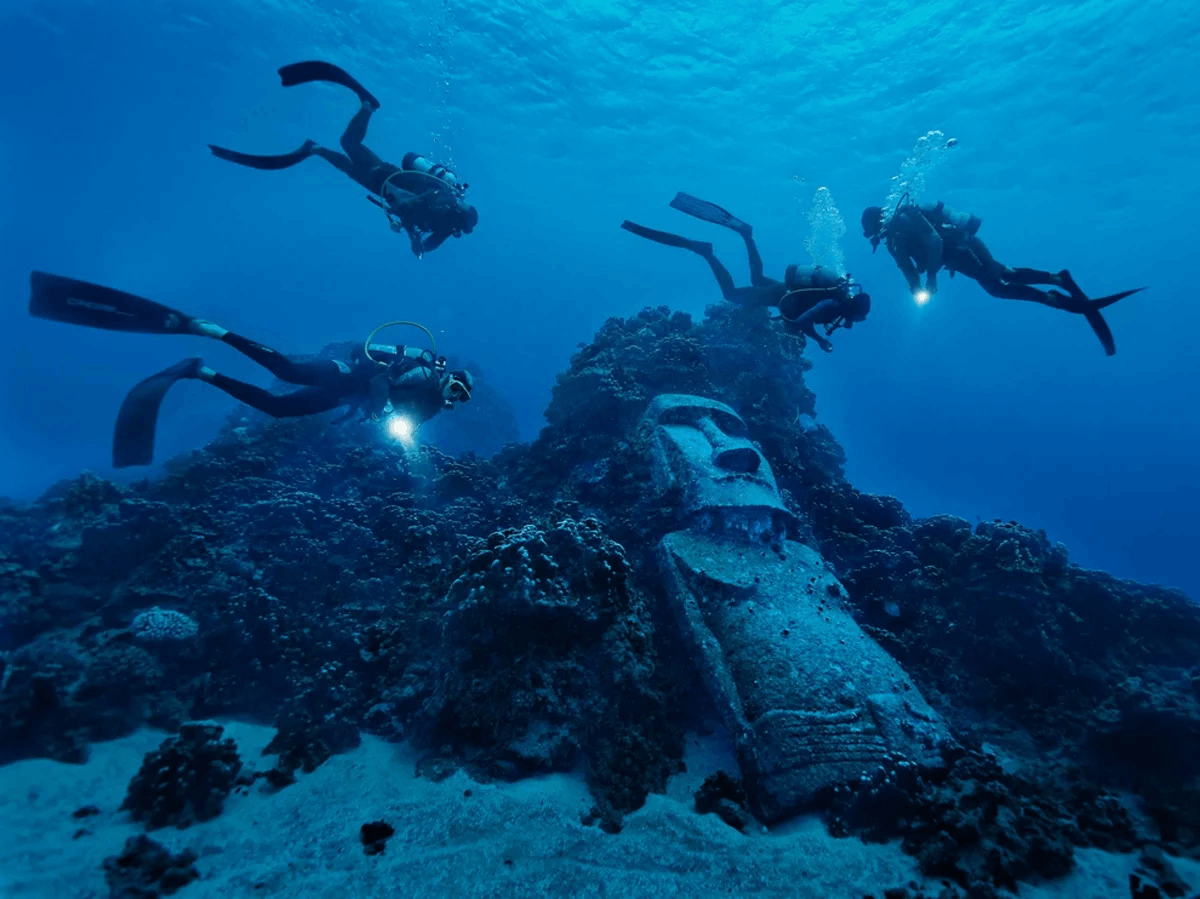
[386,415,416,444]
[913,289,931,306]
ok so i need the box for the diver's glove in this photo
[367,374,392,420]
[407,228,425,259]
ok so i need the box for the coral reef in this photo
[102,834,198,898]
[694,771,753,833]
[422,517,682,830]
[121,723,243,829]
[0,303,1196,894]
[828,745,1141,895]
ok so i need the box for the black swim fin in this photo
[621,220,712,255]
[1054,285,1143,356]
[669,192,751,235]
[113,358,203,468]
[1084,288,1142,356]
[29,272,192,334]
[209,140,315,171]
[1089,287,1144,311]
[278,61,380,110]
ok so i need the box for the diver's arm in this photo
[367,374,391,418]
[918,227,945,292]
[422,229,452,253]
[887,241,923,292]
[790,300,838,352]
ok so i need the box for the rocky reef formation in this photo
[121,723,243,829]
[1,302,1198,891]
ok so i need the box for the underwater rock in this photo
[0,636,90,764]
[360,820,395,856]
[827,746,1142,896]
[121,722,242,829]
[647,393,949,822]
[261,687,361,787]
[102,834,198,898]
[425,516,681,829]
[1129,844,1195,899]
[693,771,752,833]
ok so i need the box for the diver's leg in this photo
[311,145,355,176]
[218,331,354,389]
[1003,267,1061,286]
[699,250,741,300]
[740,232,772,286]
[198,370,345,418]
[339,101,387,171]
[975,278,1061,306]
[621,220,742,299]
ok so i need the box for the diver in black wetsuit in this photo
[209,61,478,257]
[28,272,474,467]
[622,193,871,352]
[861,201,1144,355]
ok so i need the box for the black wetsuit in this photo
[690,232,862,349]
[309,105,467,254]
[884,202,1066,305]
[210,102,475,256]
[207,333,449,423]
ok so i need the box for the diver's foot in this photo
[734,223,753,238]
[1048,290,1087,313]
[301,139,319,155]
[175,358,207,380]
[188,319,229,340]
[1056,269,1085,299]
[690,240,715,256]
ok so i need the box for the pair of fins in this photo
[29,271,203,468]
[620,191,749,254]
[208,61,380,171]
[1052,271,1143,356]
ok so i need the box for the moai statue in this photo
[645,394,950,823]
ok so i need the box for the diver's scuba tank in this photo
[931,201,981,235]
[401,152,467,192]
[784,264,844,292]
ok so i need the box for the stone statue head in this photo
[644,394,798,539]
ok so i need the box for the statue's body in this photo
[646,394,950,822]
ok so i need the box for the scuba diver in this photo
[28,272,474,468]
[622,193,871,352]
[861,200,1144,355]
[208,61,478,258]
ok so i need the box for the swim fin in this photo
[1053,284,1142,356]
[113,358,203,468]
[278,61,380,110]
[1083,288,1142,356]
[29,272,192,334]
[668,192,751,235]
[209,140,315,171]
[621,220,712,255]
[1089,287,1144,311]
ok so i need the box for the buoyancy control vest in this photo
[780,265,848,321]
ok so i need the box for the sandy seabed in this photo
[0,721,1192,898]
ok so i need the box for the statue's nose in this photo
[715,447,760,474]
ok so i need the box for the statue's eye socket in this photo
[658,408,704,428]
[658,407,748,438]
[713,412,748,437]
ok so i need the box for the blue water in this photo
[1,0,1197,596]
